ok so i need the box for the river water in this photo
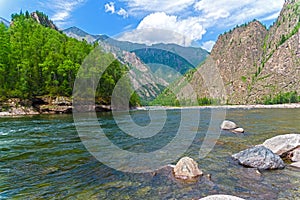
[0,108,300,199]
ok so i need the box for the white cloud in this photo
[117,8,128,18]
[105,2,115,14]
[116,0,285,46]
[105,2,128,18]
[45,0,86,27]
[120,0,196,15]
[118,12,206,46]
[201,40,215,52]
[194,0,285,27]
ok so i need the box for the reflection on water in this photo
[0,108,300,199]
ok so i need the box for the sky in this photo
[0,0,285,51]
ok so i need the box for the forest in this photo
[0,11,140,106]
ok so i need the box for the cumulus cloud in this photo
[105,2,115,14]
[105,2,128,18]
[201,40,215,52]
[117,8,128,18]
[115,0,284,46]
[117,12,206,46]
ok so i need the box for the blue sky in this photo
[0,0,285,51]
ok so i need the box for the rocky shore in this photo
[139,103,300,110]
[1,99,300,116]
[0,97,113,116]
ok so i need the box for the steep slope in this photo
[165,0,300,105]
[30,11,58,31]
[249,0,300,103]
[98,41,167,102]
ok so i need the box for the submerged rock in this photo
[232,128,245,133]
[262,134,300,156]
[173,157,203,180]
[220,120,245,133]
[220,120,238,130]
[199,194,245,200]
[232,146,285,170]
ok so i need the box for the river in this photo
[0,108,300,199]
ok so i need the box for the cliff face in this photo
[31,12,58,31]
[177,0,300,104]
[210,20,268,104]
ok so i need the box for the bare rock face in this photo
[174,0,300,105]
[232,146,285,170]
[262,134,300,156]
[173,157,203,180]
[199,195,245,200]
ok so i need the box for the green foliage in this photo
[0,11,140,107]
[241,76,247,83]
[263,91,300,105]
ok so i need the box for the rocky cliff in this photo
[31,11,58,31]
[175,0,300,104]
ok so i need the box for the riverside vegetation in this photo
[0,11,140,112]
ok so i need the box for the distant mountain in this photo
[63,26,101,43]
[96,37,208,69]
[63,27,209,101]
[163,0,300,105]
[63,27,208,70]
[0,17,10,27]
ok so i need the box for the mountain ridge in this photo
[156,0,300,105]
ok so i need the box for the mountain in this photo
[97,39,168,102]
[63,26,101,43]
[63,27,208,72]
[158,0,300,105]
[63,27,208,102]
[0,17,10,27]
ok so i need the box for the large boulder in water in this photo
[173,157,203,180]
[262,134,300,156]
[199,195,245,200]
[232,146,285,170]
[220,120,237,130]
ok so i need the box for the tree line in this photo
[0,11,140,106]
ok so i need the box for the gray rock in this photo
[173,157,203,180]
[199,195,245,200]
[220,120,237,130]
[232,146,285,170]
[290,161,300,168]
[262,134,300,156]
[232,128,244,133]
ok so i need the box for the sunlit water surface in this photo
[0,108,300,199]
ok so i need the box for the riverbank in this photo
[1,99,300,116]
[137,103,300,110]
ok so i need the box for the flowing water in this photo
[0,108,300,199]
